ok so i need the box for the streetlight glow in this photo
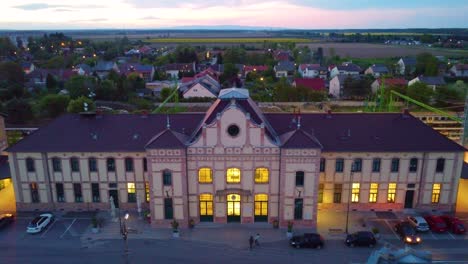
[125,213,129,220]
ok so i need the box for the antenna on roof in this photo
[166,115,171,129]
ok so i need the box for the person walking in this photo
[254,233,260,247]
[249,235,254,250]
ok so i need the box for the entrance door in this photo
[254,194,268,222]
[227,194,241,222]
[404,190,414,209]
[109,190,119,208]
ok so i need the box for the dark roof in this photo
[0,156,10,180]
[94,61,115,72]
[337,63,362,72]
[275,61,295,71]
[119,63,154,75]
[145,129,187,149]
[280,129,323,149]
[418,76,446,86]
[369,64,389,73]
[401,57,417,66]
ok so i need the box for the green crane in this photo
[152,80,180,114]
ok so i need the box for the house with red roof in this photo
[119,63,155,82]
[273,50,292,61]
[243,65,268,78]
[371,78,408,93]
[293,78,325,91]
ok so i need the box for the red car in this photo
[423,215,447,233]
[440,215,466,234]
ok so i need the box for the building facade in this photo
[7,88,465,229]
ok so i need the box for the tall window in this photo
[372,158,381,172]
[254,194,268,220]
[127,183,136,203]
[387,183,397,203]
[91,183,100,202]
[333,184,342,203]
[70,157,80,172]
[164,198,173,219]
[294,198,303,220]
[199,194,213,220]
[255,168,269,183]
[26,158,35,172]
[432,183,441,203]
[30,182,39,203]
[353,158,362,172]
[145,182,150,202]
[163,170,172,185]
[73,183,83,203]
[89,158,97,172]
[198,168,213,183]
[295,171,304,186]
[335,158,344,172]
[369,183,378,203]
[56,183,64,202]
[436,158,445,173]
[107,158,115,172]
[226,168,241,183]
[143,158,148,172]
[318,183,324,203]
[351,183,360,203]
[125,158,134,172]
[391,158,399,172]
[409,158,418,172]
[52,157,62,172]
[320,158,326,172]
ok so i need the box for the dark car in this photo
[394,221,421,244]
[345,231,376,247]
[290,233,324,249]
[0,214,15,229]
[440,215,466,235]
[424,215,447,233]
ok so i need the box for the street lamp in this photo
[345,161,356,234]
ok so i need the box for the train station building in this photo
[6,88,466,228]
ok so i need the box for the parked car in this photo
[440,215,466,234]
[394,221,422,244]
[290,233,324,249]
[0,213,15,229]
[424,215,447,233]
[26,213,54,234]
[407,216,430,232]
[345,231,377,247]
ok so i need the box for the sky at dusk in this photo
[1,0,467,30]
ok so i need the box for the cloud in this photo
[141,16,160,20]
[70,18,108,23]
[13,3,65,10]
[54,8,73,12]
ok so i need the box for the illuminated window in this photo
[198,168,213,183]
[255,168,269,183]
[26,158,35,172]
[254,194,268,219]
[387,183,396,203]
[351,183,360,203]
[226,168,241,183]
[127,183,136,203]
[369,183,378,203]
[318,184,324,203]
[227,194,241,216]
[199,194,213,217]
[145,182,150,202]
[432,183,441,203]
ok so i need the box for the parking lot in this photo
[0,212,92,242]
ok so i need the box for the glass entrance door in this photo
[227,194,241,222]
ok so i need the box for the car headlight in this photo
[405,237,412,243]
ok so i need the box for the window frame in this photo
[198,167,213,183]
[319,158,326,172]
[125,158,134,172]
[163,170,172,186]
[143,158,148,172]
[56,183,65,202]
[295,171,304,187]
[106,158,116,172]
[127,182,136,203]
[70,157,80,172]
[318,183,324,203]
[387,183,397,203]
[335,158,344,172]
[372,158,381,172]
[88,158,97,172]
[164,198,173,219]
[73,183,83,203]
[391,158,400,172]
[436,158,445,173]
[254,194,268,216]
[145,182,150,202]
[26,157,35,172]
[351,183,360,203]
[294,198,303,220]
[52,157,62,172]
[30,182,39,203]
[409,158,418,172]
[91,183,100,203]
[353,158,362,172]
[199,194,214,216]
[333,184,342,203]
[254,168,269,183]
[369,183,378,203]
[432,183,441,203]
[226,168,241,183]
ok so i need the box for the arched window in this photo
[254,194,268,221]
[70,157,80,172]
[52,157,62,172]
[26,157,35,172]
[254,168,269,183]
[198,168,213,183]
[199,194,213,222]
[125,158,134,172]
[226,168,241,183]
[107,158,115,172]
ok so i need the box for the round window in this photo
[227,124,240,137]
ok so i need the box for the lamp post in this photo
[345,161,356,234]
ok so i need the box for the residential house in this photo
[145,80,175,98]
[329,74,361,98]
[293,78,325,91]
[365,64,389,78]
[179,74,221,99]
[329,63,362,79]
[274,61,295,78]
[93,61,119,79]
[450,64,468,77]
[397,57,417,75]
[273,50,292,61]
[21,62,35,75]
[164,63,196,79]
[74,64,92,76]
[243,65,268,78]
[119,63,155,82]
[197,64,224,75]
[26,69,77,89]
[371,78,407,93]
[298,64,328,79]
[138,45,155,55]
[408,76,446,91]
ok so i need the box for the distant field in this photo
[145,38,313,44]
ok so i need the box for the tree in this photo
[220,63,239,87]
[38,94,70,118]
[0,61,25,85]
[44,56,65,69]
[65,75,96,99]
[5,98,34,124]
[67,96,95,113]
[160,87,173,101]
[407,82,434,105]
[95,80,117,101]
[174,45,198,63]
[223,47,247,64]
[125,73,145,92]
[415,52,438,76]
[46,73,58,92]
